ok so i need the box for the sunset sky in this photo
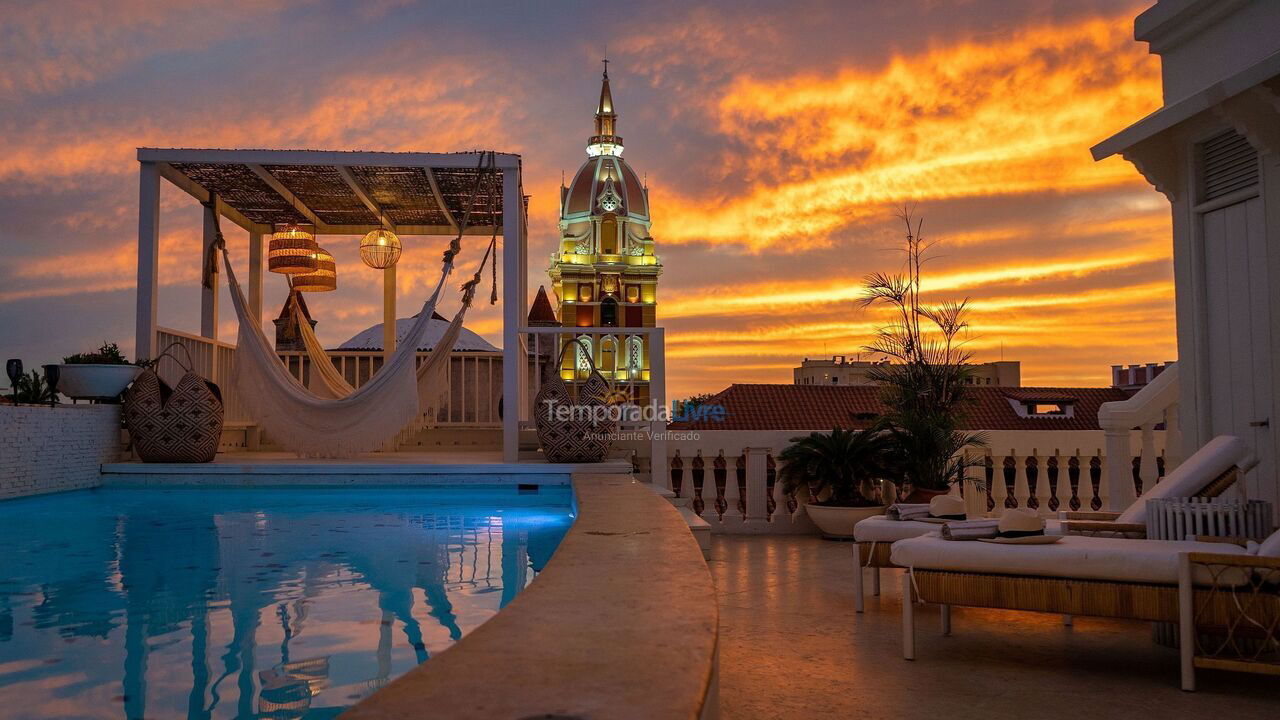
[0,0,1172,399]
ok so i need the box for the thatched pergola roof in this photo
[139,148,521,235]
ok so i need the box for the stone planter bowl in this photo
[805,504,886,538]
[56,364,141,400]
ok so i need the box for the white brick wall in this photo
[0,404,123,500]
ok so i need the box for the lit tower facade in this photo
[548,63,662,402]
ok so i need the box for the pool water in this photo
[0,486,573,720]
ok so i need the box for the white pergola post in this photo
[200,199,220,340]
[248,231,264,331]
[383,265,397,361]
[136,162,160,362]
[502,166,526,463]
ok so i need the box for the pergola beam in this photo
[158,162,268,233]
[138,147,521,169]
[247,164,324,230]
[425,168,460,233]
[336,165,398,234]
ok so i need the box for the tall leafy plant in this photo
[777,427,892,507]
[860,209,986,492]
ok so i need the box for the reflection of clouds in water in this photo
[0,488,573,719]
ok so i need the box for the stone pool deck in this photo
[712,536,1277,720]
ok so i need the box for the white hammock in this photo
[290,284,475,428]
[221,246,446,456]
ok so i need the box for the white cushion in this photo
[855,514,1062,543]
[890,534,1248,585]
[1258,528,1280,558]
[1115,435,1248,525]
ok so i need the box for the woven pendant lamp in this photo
[291,246,336,292]
[269,223,319,274]
[360,228,401,269]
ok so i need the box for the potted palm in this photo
[779,427,891,538]
[861,209,986,501]
[57,342,141,401]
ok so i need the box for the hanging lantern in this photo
[269,223,319,275]
[360,228,401,269]
[292,246,336,292]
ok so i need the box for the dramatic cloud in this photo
[0,0,1170,399]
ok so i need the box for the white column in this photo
[383,264,397,362]
[744,446,770,523]
[248,231,264,331]
[501,165,525,463]
[1165,402,1184,471]
[1103,428,1135,511]
[649,328,667,485]
[200,200,220,340]
[1012,449,1029,509]
[136,162,160,361]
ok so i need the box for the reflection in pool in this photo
[0,486,574,719]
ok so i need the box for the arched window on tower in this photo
[600,296,619,327]
[574,335,593,379]
[626,336,644,379]
[600,336,618,377]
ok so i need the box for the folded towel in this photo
[887,503,931,521]
[940,519,1000,541]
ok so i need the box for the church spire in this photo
[587,59,623,157]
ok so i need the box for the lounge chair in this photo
[891,529,1280,690]
[851,435,1251,612]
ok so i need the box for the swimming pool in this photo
[0,486,574,719]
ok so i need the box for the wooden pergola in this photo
[136,148,528,460]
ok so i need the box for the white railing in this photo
[1098,362,1181,511]
[627,428,1167,533]
[154,327,248,424]
[276,349,503,427]
[155,327,504,431]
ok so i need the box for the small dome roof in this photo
[337,315,498,352]
[563,155,648,219]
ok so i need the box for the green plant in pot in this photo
[778,427,893,538]
[860,209,986,502]
[57,341,141,401]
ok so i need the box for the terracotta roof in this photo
[669,383,1133,432]
[527,285,560,326]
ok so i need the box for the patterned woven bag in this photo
[123,343,224,463]
[534,338,617,463]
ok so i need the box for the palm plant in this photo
[14,370,58,404]
[777,427,892,507]
[861,208,986,493]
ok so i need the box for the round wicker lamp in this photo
[269,223,319,275]
[291,247,336,292]
[360,228,401,269]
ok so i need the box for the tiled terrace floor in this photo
[711,536,1277,720]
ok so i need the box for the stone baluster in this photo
[670,451,684,499]
[720,449,740,521]
[1089,452,1103,511]
[991,453,1011,509]
[1047,451,1061,512]
[691,451,706,516]
[1025,450,1040,511]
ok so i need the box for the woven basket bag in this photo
[123,344,224,463]
[534,338,618,463]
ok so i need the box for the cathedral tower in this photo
[546,63,662,400]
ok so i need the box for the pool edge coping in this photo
[343,471,720,720]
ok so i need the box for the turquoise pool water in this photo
[0,486,574,719]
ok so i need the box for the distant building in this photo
[794,356,1020,387]
[273,292,316,352]
[1111,362,1175,391]
[668,383,1128,432]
